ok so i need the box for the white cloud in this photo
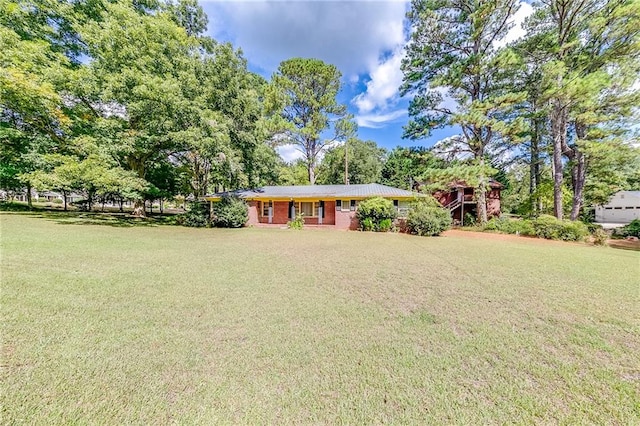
[352,48,405,114]
[356,109,406,129]
[496,1,534,48]
[203,0,408,76]
[276,144,305,163]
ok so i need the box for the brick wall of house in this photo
[255,200,338,225]
[247,201,259,225]
[335,209,358,230]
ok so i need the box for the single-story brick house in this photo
[432,179,503,223]
[205,183,417,230]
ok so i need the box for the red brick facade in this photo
[245,199,362,229]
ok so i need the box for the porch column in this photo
[268,206,273,224]
[318,207,323,225]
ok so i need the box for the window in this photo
[299,202,314,217]
[261,201,272,216]
[393,200,399,207]
[337,200,357,212]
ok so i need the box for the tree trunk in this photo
[529,117,541,215]
[127,156,147,217]
[132,199,145,217]
[476,158,488,224]
[551,99,567,220]
[569,123,588,221]
[570,151,586,221]
[87,190,94,212]
[62,190,68,211]
[26,181,33,208]
[476,180,488,224]
[308,164,316,185]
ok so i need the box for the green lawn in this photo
[1,212,639,424]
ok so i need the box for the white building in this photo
[595,191,640,224]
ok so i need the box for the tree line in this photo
[401,0,640,222]
[2,0,639,222]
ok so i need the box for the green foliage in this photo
[176,202,210,228]
[591,228,609,246]
[380,146,443,190]
[378,218,393,233]
[532,215,589,241]
[525,0,640,219]
[278,160,311,186]
[483,216,593,242]
[463,212,476,227]
[360,217,374,232]
[213,196,248,228]
[356,197,397,232]
[266,57,355,184]
[406,200,451,236]
[621,219,640,238]
[287,213,305,230]
[318,138,385,185]
[483,217,535,236]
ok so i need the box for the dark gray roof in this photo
[206,183,417,199]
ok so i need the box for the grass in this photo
[1,212,639,424]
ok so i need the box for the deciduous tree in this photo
[318,138,385,185]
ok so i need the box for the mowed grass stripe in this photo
[1,213,639,424]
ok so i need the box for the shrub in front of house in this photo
[483,217,535,236]
[177,202,211,227]
[287,212,305,230]
[406,200,451,236]
[378,218,393,232]
[531,215,589,241]
[621,219,640,238]
[360,217,375,231]
[213,195,248,228]
[591,228,609,246]
[356,197,397,232]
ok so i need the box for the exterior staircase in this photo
[444,198,461,212]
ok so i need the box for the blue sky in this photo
[200,0,532,161]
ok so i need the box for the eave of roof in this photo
[204,183,419,200]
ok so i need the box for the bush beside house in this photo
[356,197,397,232]
[213,195,248,228]
[620,219,640,238]
[177,202,211,227]
[406,199,451,236]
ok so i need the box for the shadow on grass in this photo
[608,240,640,252]
[1,203,178,228]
